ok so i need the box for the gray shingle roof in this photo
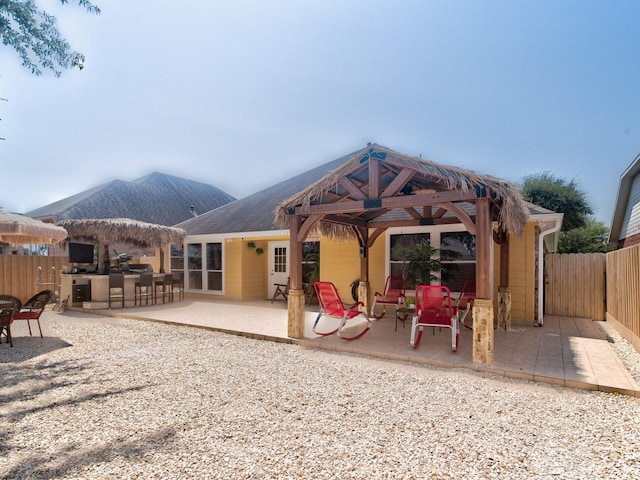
[176,150,359,235]
[27,172,236,227]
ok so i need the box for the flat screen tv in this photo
[69,242,95,264]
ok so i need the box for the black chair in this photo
[109,273,125,308]
[154,273,174,304]
[135,273,154,306]
[0,295,21,348]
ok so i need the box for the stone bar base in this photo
[287,289,305,338]
[497,286,511,331]
[473,299,494,365]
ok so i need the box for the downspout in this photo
[536,214,563,326]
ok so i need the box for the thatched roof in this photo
[57,218,186,248]
[275,144,530,238]
[0,209,68,245]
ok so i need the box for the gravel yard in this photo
[1,311,640,479]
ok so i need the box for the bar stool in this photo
[172,272,184,302]
[154,273,174,304]
[109,273,125,309]
[135,273,154,306]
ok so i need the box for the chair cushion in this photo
[13,311,40,320]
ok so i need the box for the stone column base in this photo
[473,298,494,365]
[287,289,305,338]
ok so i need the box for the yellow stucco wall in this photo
[211,222,538,321]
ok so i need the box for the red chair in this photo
[0,295,22,347]
[410,285,458,352]
[13,290,53,338]
[313,281,371,340]
[370,275,406,319]
[453,278,476,330]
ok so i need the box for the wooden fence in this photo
[544,253,606,321]
[606,244,640,349]
[0,255,67,302]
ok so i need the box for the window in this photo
[170,244,184,283]
[206,242,222,291]
[302,241,320,284]
[389,233,430,287]
[441,232,476,292]
[187,243,202,290]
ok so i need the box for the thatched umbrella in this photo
[57,218,186,273]
[0,209,68,245]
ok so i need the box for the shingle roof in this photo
[176,150,358,235]
[27,172,236,227]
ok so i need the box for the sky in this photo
[1,0,640,226]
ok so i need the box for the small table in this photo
[395,305,415,331]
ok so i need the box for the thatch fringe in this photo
[57,218,186,248]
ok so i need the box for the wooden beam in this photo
[297,213,324,243]
[368,216,469,229]
[368,228,387,248]
[339,176,368,200]
[293,190,478,215]
[369,158,380,198]
[381,168,415,197]
[440,202,477,235]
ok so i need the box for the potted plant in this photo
[392,243,449,288]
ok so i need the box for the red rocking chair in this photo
[313,281,371,340]
[410,285,458,352]
[453,278,476,330]
[370,275,406,319]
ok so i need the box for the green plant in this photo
[303,252,320,284]
[392,243,446,288]
[247,241,256,249]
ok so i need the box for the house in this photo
[27,172,236,227]
[609,153,640,248]
[176,144,562,332]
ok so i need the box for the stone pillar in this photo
[357,281,370,317]
[497,286,511,331]
[473,298,494,365]
[287,289,305,338]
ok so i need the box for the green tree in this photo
[520,172,613,253]
[521,172,592,231]
[558,218,614,254]
[1,0,100,77]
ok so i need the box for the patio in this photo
[67,296,640,397]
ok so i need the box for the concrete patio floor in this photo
[69,296,640,397]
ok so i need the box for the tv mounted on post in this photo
[68,242,95,265]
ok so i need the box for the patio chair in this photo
[313,281,371,340]
[172,272,184,302]
[0,295,21,347]
[410,285,458,352]
[370,275,406,319]
[12,290,53,338]
[271,278,289,303]
[453,278,475,330]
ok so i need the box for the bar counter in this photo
[60,273,166,309]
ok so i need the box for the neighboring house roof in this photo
[609,153,640,246]
[27,172,236,227]
[178,144,560,237]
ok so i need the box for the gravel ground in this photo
[1,311,640,480]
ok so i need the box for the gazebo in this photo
[57,218,186,273]
[276,144,529,364]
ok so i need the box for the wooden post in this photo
[287,215,304,338]
[497,286,511,330]
[474,195,494,364]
